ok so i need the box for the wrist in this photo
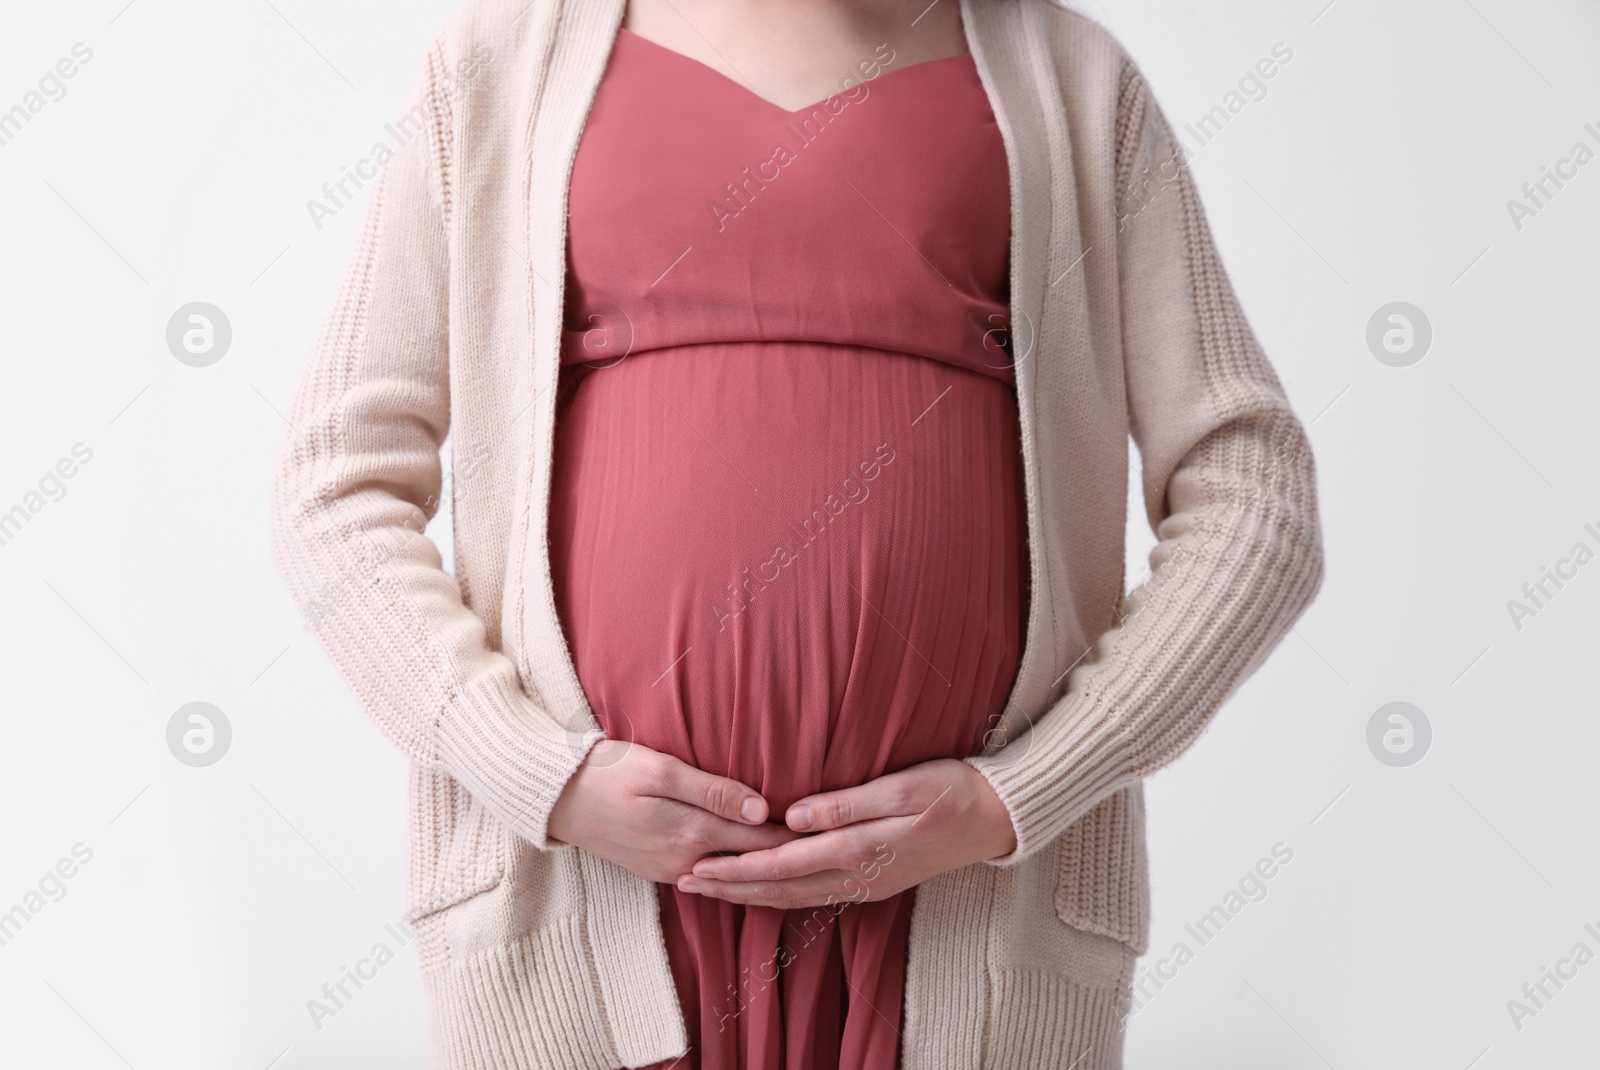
[966,764,1017,861]
[546,764,591,848]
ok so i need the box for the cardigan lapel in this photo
[506,0,627,728]
[902,5,1076,1068]
[509,2,696,1065]
[960,0,1069,749]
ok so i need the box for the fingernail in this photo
[740,797,764,823]
[788,804,812,830]
[680,879,702,894]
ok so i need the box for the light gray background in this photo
[1,0,1595,1067]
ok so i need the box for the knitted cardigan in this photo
[269,0,1325,1066]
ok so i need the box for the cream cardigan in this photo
[269,0,1325,1066]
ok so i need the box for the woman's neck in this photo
[622,0,968,113]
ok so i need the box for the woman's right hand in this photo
[547,739,799,884]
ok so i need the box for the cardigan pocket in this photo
[405,761,509,921]
[1052,786,1150,954]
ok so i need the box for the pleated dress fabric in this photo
[548,29,1026,1070]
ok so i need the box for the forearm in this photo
[968,413,1323,862]
[269,37,595,849]
[968,63,1325,864]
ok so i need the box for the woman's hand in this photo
[548,740,801,884]
[676,759,1017,909]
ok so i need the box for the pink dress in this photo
[550,28,1024,1070]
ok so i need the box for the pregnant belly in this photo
[548,341,1025,813]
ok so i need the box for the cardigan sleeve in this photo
[967,66,1325,865]
[269,39,599,851]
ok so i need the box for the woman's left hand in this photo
[678,759,1018,910]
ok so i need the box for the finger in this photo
[787,768,929,831]
[680,870,858,910]
[653,755,769,824]
[690,827,868,882]
[686,814,805,855]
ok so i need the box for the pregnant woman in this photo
[549,16,1026,1067]
[271,1,1324,1068]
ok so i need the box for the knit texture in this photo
[268,0,1325,1066]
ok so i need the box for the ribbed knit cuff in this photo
[965,696,1133,868]
[967,502,1324,868]
[433,671,603,851]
